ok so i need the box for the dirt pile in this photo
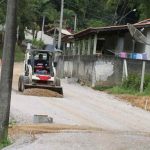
[118,95,150,111]
[23,88,63,98]
[9,124,101,135]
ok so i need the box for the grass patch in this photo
[108,85,150,96]
[0,44,25,62]
[0,138,11,149]
[94,74,150,96]
[94,85,113,91]
[15,45,25,62]
[109,86,137,95]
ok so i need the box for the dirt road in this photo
[3,63,150,150]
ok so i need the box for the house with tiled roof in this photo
[62,19,150,60]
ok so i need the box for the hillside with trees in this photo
[0,0,149,42]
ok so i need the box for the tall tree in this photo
[18,0,58,42]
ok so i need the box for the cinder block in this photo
[33,114,53,123]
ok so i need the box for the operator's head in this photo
[39,54,43,60]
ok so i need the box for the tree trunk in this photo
[0,0,17,141]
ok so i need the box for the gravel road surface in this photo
[3,63,150,150]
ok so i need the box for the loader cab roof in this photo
[27,49,63,55]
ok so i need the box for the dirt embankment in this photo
[117,95,150,111]
[9,124,101,136]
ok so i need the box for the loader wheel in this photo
[55,78,61,86]
[18,75,25,92]
[24,76,30,84]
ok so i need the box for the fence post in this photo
[122,59,128,81]
[140,60,146,93]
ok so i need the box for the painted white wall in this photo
[95,61,114,82]
[145,30,150,60]
[64,59,114,86]
[25,30,53,45]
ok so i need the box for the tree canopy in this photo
[0,0,149,41]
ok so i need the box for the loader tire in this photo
[24,76,30,84]
[55,78,61,86]
[18,75,25,92]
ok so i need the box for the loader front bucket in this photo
[24,84,63,95]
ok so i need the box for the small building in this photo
[46,27,72,37]
[62,19,150,60]
[45,27,72,49]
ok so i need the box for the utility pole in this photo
[0,0,17,141]
[58,0,64,50]
[41,16,45,40]
[74,14,77,32]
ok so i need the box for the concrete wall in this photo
[145,30,150,59]
[57,55,150,87]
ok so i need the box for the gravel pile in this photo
[23,88,63,98]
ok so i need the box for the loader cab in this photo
[33,51,54,75]
[26,49,54,76]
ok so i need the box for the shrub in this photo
[32,39,44,49]
[122,74,141,91]
[0,138,11,149]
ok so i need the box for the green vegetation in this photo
[0,0,149,61]
[0,138,11,149]
[32,39,44,49]
[0,45,24,62]
[15,45,25,62]
[95,74,150,96]
[0,0,150,37]
[0,0,149,44]
[94,85,113,91]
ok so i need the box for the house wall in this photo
[124,31,146,54]
[145,30,150,59]
[115,36,124,52]
[63,29,149,57]
[97,33,118,54]
[124,32,133,52]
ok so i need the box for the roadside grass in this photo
[108,86,138,95]
[0,44,25,62]
[15,45,25,62]
[0,138,11,149]
[94,74,150,96]
[94,85,113,91]
[95,84,150,96]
